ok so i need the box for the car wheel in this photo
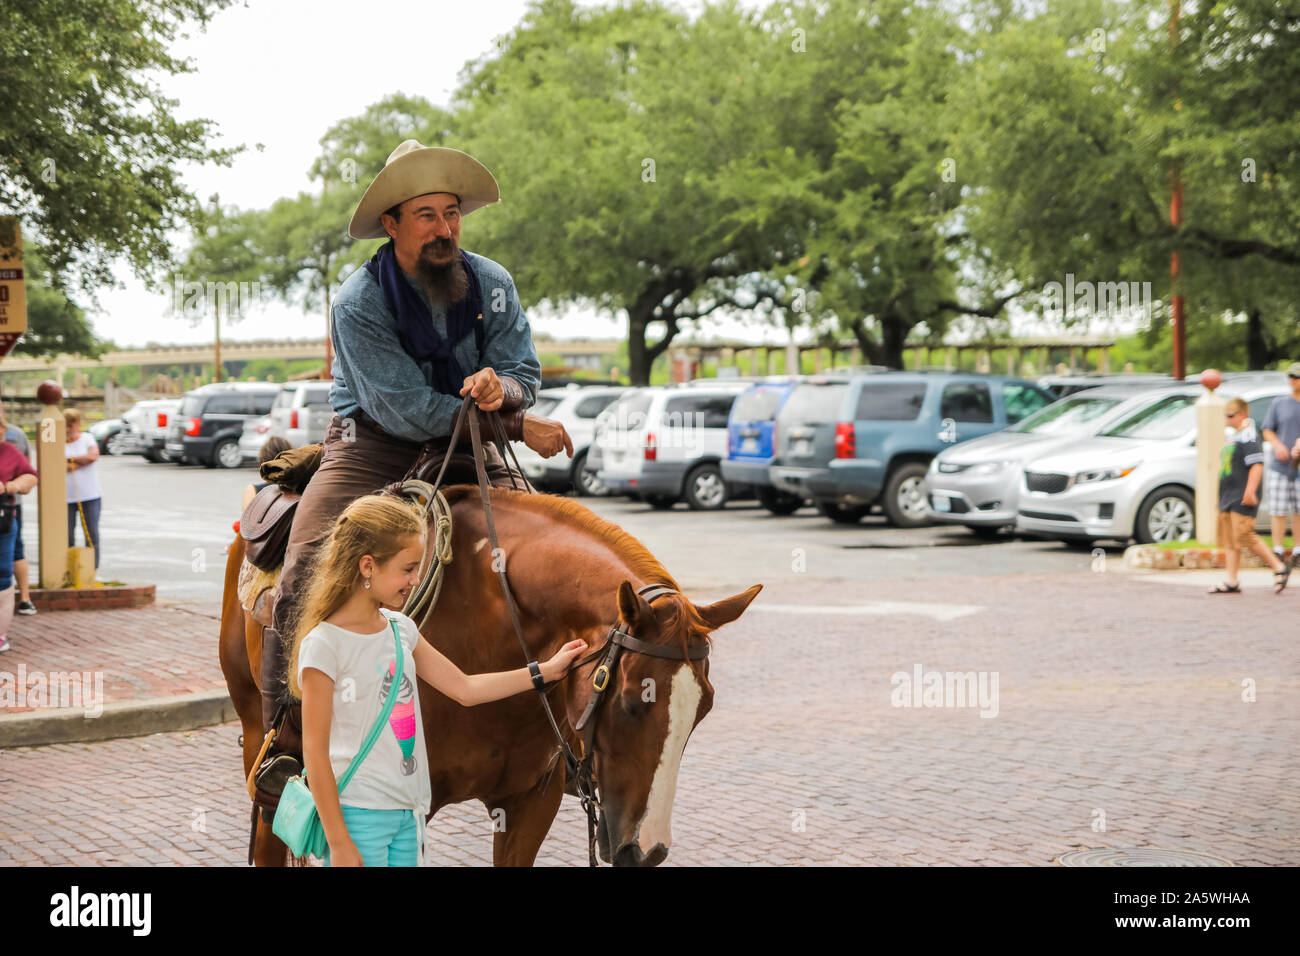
[758,486,803,516]
[213,439,243,470]
[1135,485,1195,544]
[817,501,871,524]
[882,463,932,528]
[106,431,129,456]
[644,494,677,510]
[572,452,605,497]
[684,463,727,510]
[143,448,163,463]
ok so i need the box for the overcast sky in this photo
[88,0,1140,352]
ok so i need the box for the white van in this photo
[594,382,753,509]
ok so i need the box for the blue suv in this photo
[721,378,811,515]
[768,372,1054,526]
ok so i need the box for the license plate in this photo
[792,440,812,456]
[931,495,951,512]
[740,438,759,454]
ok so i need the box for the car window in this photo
[939,383,993,423]
[781,384,848,422]
[249,393,277,415]
[532,396,561,417]
[181,396,205,417]
[1009,395,1121,435]
[1102,394,1197,439]
[273,390,296,409]
[731,386,785,423]
[855,382,926,421]
[574,394,621,419]
[664,394,736,429]
[204,394,246,415]
[608,391,653,431]
[1001,383,1052,424]
[303,386,332,406]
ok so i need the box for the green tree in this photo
[0,0,240,292]
[12,246,107,358]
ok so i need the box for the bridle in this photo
[408,395,710,866]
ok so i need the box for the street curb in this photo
[0,689,236,749]
[1122,544,1270,570]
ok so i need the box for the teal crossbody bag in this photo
[273,618,405,860]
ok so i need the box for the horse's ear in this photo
[696,583,762,631]
[617,580,648,626]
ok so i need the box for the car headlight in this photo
[967,460,1014,476]
[1074,464,1139,484]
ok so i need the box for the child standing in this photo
[287,494,585,866]
[1210,398,1290,594]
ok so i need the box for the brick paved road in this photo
[3,570,1296,866]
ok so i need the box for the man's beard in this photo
[415,237,469,307]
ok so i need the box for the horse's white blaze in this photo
[635,664,701,854]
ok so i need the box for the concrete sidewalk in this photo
[0,602,235,748]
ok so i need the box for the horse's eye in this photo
[618,695,645,720]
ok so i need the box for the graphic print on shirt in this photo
[379,658,418,775]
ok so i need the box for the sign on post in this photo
[0,219,28,360]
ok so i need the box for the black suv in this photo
[166,382,281,468]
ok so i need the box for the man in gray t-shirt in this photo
[1260,362,1300,567]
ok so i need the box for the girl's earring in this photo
[363,579,371,590]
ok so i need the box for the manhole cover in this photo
[1058,848,1235,867]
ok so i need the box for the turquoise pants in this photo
[325,805,424,867]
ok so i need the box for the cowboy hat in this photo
[348,140,500,240]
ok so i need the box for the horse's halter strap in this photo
[574,584,708,738]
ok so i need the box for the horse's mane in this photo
[441,485,713,639]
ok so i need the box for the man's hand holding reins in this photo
[461,367,504,411]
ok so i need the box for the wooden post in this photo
[36,383,68,589]
[1195,372,1224,544]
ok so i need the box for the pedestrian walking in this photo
[0,438,39,652]
[1259,363,1300,566]
[1210,398,1290,594]
[64,409,104,569]
[287,494,584,866]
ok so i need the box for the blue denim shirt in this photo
[329,250,541,443]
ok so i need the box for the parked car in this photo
[510,384,629,495]
[166,382,281,468]
[119,398,182,462]
[924,383,1171,537]
[722,377,816,515]
[769,371,1056,526]
[1016,378,1288,544]
[239,414,275,464]
[594,382,754,509]
[89,417,129,455]
[1038,372,1174,398]
[270,380,333,447]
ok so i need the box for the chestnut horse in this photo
[219,484,761,866]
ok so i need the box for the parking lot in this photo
[3,455,1297,866]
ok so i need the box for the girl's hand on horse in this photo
[541,639,588,682]
[329,838,365,868]
[460,368,503,411]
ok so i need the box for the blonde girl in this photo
[288,494,585,867]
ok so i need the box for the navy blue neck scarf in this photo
[363,240,483,397]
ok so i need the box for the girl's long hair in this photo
[287,494,427,698]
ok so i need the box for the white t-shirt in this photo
[65,433,103,503]
[297,609,432,815]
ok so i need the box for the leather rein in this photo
[416,394,709,866]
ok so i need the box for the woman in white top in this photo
[64,409,104,570]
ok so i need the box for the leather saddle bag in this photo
[241,484,300,571]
